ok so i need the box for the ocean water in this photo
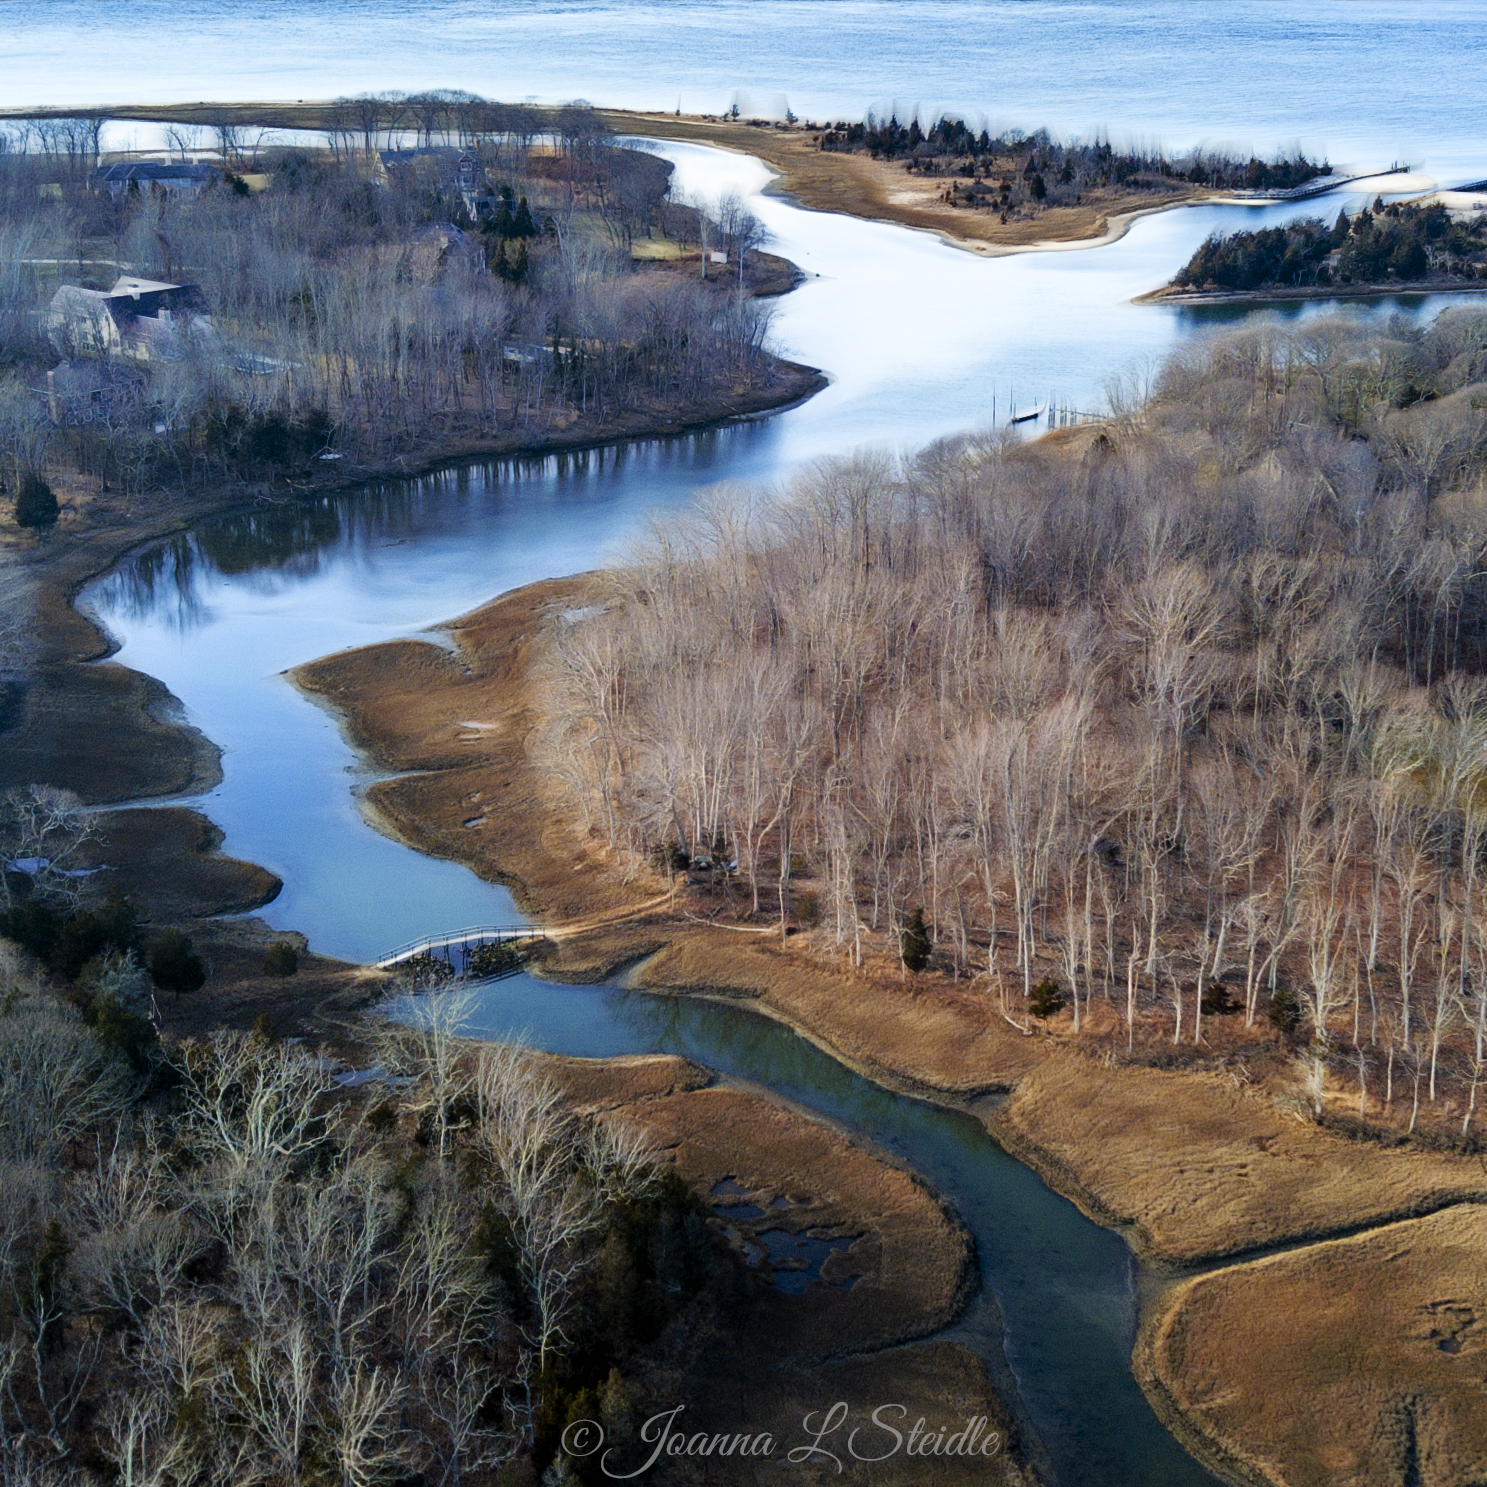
[5,1,1487,186]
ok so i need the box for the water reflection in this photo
[1172,290,1487,330]
[93,421,778,633]
[82,138,1487,961]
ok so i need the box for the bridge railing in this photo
[1229,165,1413,203]
[375,924,546,970]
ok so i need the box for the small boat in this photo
[1009,404,1046,425]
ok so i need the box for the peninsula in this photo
[294,309,1487,1487]
[4,96,1335,254]
[1147,196,1487,303]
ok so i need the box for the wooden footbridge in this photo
[375,924,549,980]
[1232,164,1414,203]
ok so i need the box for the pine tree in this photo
[1029,977,1067,1019]
[14,472,58,529]
[900,908,932,972]
[263,942,299,977]
[149,929,206,992]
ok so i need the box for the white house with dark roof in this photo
[45,277,212,363]
[93,161,220,200]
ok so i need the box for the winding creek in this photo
[83,136,1487,1483]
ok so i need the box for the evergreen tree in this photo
[263,941,299,977]
[1029,977,1067,1018]
[1201,981,1241,1016]
[149,929,206,992]
[1268,986,1303,1038]
[14,473,58,529]
[899,908,932,972]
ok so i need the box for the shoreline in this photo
[1138,278,1487,306]
[1,346,823,952]
[292,573,1487,1487]
[3,97,1254,257]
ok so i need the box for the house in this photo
[45,360,145,427]
[93,161,221,200]
[45,277,212,363]
[378,148,489,217]
[404,222,484,281]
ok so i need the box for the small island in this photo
[1150,197,1487,302]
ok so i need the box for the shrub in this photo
[1268,986,1304,1037]
[1201,981,1241,1016]
[792,891,819,928]
[149,929,206,993]
[0,895,138,979]
[14,473,58,529]
[78,947,151,1014]
[467,940,524,980]
[399,952,455,990]
[0,898,62,964]
[79,950,159,1072]
[1029,976,1067,1018]
[51,895,140,980]
[263,941,299,977]
[899,908,932,972]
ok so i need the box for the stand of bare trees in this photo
[0,947,691,1486]
[538,311,1487,1136]
[0,106,778,498]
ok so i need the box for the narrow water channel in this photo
[81,141,1487,1485]
[448,972,1210,1486]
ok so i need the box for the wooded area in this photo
[0,944,723,1486]
[815,116,1325,220]
[540,310,1487,1136]
[1174,200,1487,292]
[0,104,778,500]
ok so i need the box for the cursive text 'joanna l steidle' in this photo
[561,1402,1004,1476]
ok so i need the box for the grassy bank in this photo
[1137,1205,1487,1487]
[291,574,1487,1268]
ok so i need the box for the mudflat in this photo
[1139,1205,1487,1487]
[546,1054,1032,1486]
[550,1054,971,1358]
